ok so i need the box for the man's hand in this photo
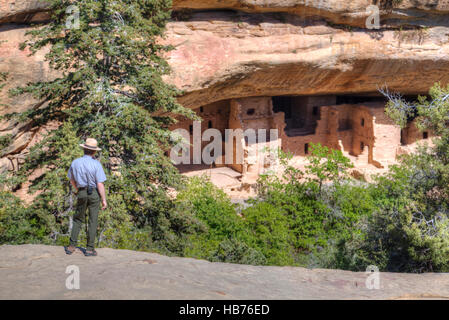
[97,182,107,210]
[101,199,107,210]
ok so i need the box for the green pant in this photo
[69,188,100,251]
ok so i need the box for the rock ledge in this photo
[0,244,448,299]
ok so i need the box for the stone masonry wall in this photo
[169,96,431,178]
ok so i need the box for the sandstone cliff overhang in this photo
[165,8,449,108]
[3,0,449,27]
[1,1,449,108]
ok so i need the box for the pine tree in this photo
[7,0,200,253]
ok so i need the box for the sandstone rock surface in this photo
[0,244,449,299]
[2,1,449,110]
[3,0,449,26]
[0,0,50,24]
[166,10,449,108]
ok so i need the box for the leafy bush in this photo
[356,154,449,272]
[178,176,260,262]
[209,238,267,265]
[241,201,296,265]
[0,192,50,244]
[248,144,373,266]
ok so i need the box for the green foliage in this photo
[305,143,353,193]
[4,0,199,251]
[0,134,12,151]
[254,176,328,253]
[313,140,449,272]
[241,201,296,265]
[178,176,257,262]
[0,192,51,244]
[361,152,449,272]
[179,176,304,266]
[177,176,241,239]
[341,82,449,272]
[209,238,267,265]
[250,144,372,266]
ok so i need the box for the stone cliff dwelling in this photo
[171,94,433,188]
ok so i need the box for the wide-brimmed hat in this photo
[79,138,101,151]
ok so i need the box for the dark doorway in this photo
[272,96,319,137]
[272,96,292,119]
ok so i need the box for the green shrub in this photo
[0,192,50,244]
[209,238,267,265]
[252,144,370,266]
[365,156,449,272]
[178,176,261,262]
[241,201,296,265]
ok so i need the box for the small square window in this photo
[361,118,365,127]
[304,143,309,155]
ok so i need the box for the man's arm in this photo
[97,182,107,210]
[68,165,78,194]
[95,161,107,210]
[70,178,78,194]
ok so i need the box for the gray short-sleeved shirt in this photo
[67,155,107,188]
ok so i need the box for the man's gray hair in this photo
[84,148,96,156]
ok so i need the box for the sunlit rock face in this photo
[165,10,449,108]
[172,0,449,29]
[1,0,449,177]
[0,0,50,24]
[2,0,449,109]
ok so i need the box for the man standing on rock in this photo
[65,138,107,257]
